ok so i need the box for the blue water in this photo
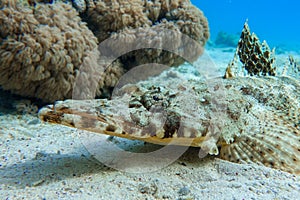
[191,0,300,51]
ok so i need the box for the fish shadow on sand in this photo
[0,142,213,189]
[0,149,110,188]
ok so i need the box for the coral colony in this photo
[0,0,209,102]
[225,21,276,78]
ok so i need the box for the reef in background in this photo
[214,31,239,48]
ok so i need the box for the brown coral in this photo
[0,0,100,102]
[83,0,209,69]
[0,0,209,102]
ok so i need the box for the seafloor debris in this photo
[225,21,276,78]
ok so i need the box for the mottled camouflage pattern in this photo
[39,64,300,174]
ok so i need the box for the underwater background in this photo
[1,1,300,199]
[191,0,300,51]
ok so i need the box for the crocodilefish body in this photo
[38,67,300,175]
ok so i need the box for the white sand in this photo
[0,48,300,200]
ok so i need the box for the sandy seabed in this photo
[0,47,300,200]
